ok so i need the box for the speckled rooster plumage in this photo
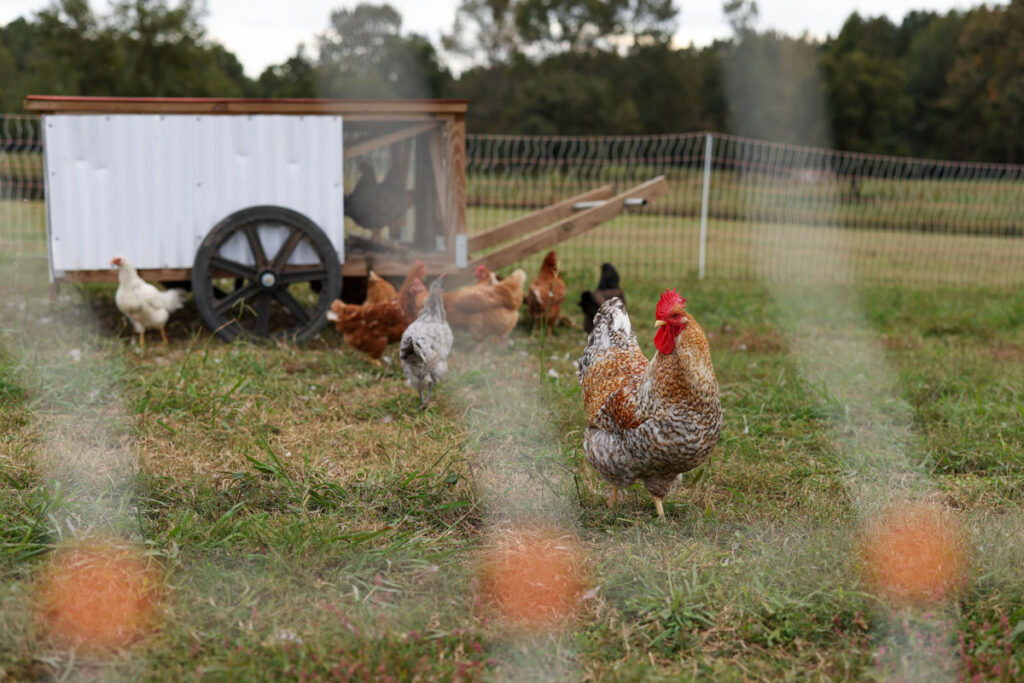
[577,290,722,517]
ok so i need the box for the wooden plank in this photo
[59,256,461,283]
[59,268,190,284]
[24,95,469,116]
[461,176,668,274]
[450,116,467,249]
[466,185,613,253]
[342,253,452,278]
[343,121,439,160]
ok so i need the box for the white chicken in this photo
[400,276,453,410]
[111,255,187,348]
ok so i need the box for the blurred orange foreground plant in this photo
[35,537,163,652]
[478,526,589,630]
[860,501,968,608]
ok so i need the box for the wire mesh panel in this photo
[0,114,46,288]
[709,133,1024,287]
[466,132,1024,288]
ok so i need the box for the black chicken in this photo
[579,262,626,333]
[344,157,410,239]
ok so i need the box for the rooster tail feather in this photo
[587,297,631,350]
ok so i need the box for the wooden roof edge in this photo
[23,95,469,116]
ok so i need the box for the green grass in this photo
[2,260,1023,680]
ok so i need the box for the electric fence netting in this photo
[465,131,1024,287]
[3,114,1023,289]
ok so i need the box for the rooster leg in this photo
[160,328,169,346]
[138,330,145,350]
[369,358,384,368]
[653,497,665,518]
[607,486,619,508]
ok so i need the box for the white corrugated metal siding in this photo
[44,114,344,276]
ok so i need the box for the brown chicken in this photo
[443,264,497,329]
[363,260,427,307]
[577,290,722,518]
[327,278,427,366]
[363,270,397,305]
[527,250,567,333]
[444,268,527,345]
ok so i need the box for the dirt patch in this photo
[879,333,920,351]
[989,342,1024,363]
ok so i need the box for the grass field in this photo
[1,254,1023,680]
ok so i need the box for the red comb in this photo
[655,289,686,320]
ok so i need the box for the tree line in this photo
[2,0,1023,163]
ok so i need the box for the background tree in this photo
[940,0,1024,162]
[443,0,524,67]
[313,3,450,98]
[822,13,914,153]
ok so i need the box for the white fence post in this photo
[698,132,713,280]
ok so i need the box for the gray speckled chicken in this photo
[400,277,454,410]
[577,290,722,517]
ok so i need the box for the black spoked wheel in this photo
[192,206,341,343]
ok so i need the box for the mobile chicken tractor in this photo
[27,95,667,343]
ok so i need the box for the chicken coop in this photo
[26,95,667,343]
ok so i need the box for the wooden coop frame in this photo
[25,95,666,341]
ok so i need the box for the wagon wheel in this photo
[192,206,341,343]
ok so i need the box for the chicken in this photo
[400,277,453,410]
[363,261,427,319]
[363,270,397,305]
[344,157,411,239]
[577,290,721,518]
[580,263,626,333]
[364,260,426,306]
[326,278,426,366]
[527,250,567,334]
[442,264,498,329]
[474,264,499,286]
[444,269,526,346]
[110,255,187,348]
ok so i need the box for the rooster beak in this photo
[654,320,666,328]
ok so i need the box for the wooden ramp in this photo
[451,175,668,283]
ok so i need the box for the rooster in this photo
[111,255,187,348]
[580,262,626,333]
[527,250,567,334]
[400,277,453,410]
[577,290,721,517]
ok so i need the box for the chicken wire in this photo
[3,113,1024,290]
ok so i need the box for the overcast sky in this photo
[0,0,1004,78]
